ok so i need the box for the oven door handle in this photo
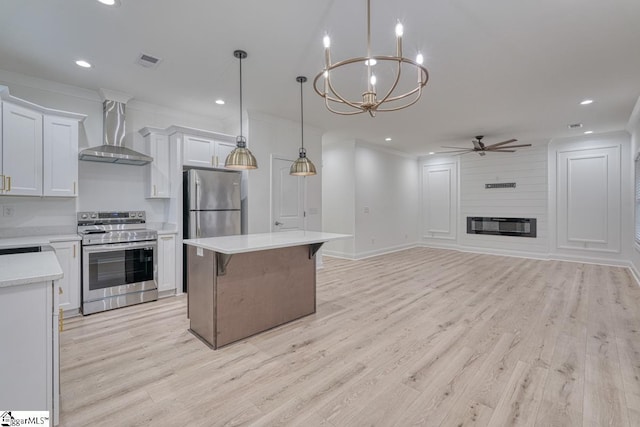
[82,241,157,253]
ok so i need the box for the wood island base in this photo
[187,244,317,349]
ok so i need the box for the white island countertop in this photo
[183,231,350,255]
[0,252,63,288]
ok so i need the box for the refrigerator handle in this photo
[196,211,201,238]
[195,179,200,211]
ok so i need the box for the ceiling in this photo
[1,0,639,156]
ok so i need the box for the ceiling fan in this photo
[438,136,531,156]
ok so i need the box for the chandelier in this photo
[313,0,429,117]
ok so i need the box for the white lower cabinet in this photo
[157,234,176,294]
[51,241,80,314]
[0,280,59,424]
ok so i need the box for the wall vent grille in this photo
[485,182,516,189]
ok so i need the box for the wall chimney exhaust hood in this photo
[79,90,152,165]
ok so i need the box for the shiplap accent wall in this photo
[458,142,549,254]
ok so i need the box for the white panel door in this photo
[557,145,621,252]
[272,157,304,231]
[183,135,214,167]
[43,115,78,197]
[2,102,43,196]
[422,162,457,240]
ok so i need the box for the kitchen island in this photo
[183,231,349,349]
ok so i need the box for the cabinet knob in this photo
[5,176,11,192]
[59,286,63,295]
[0,175,4,191]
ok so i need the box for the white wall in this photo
[549,131,631,265]
[322,140,419,259]
[458,141,549,255]
[354,142,419,257]
[0,68,227,233]
[629,97,640,277]
[322,140,356,256]
[246,111,322,234]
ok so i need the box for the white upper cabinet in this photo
[140,129,171,198]
[183,134,215,168]
[215,141,236,168]
[0,86,85,197]
[43,116,78,197]
[2,102,43,196]
[181,130,238,169]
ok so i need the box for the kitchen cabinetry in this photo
[51,240,80,314]
[140,128,171,198]
[157,233,176,295]
[0,252,62,425]
[44,116,79,197]
[0,86,85,197]
[183,134,237,169]
[1,102,43,195]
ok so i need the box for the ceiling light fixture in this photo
[97,0,120,6]
[580,99,593,105]
[385,137,392,142]
[225,50,257,170]
[584,130,594,134]
[75,60,92,68]
[313,0,429,117]
[290,76,317,176]
[215,99,225,105]
[428,152,435,155]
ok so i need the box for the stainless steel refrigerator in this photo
[183,168,242,291]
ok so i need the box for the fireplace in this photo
[467,217,537,238]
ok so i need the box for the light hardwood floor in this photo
[60,247,640,426]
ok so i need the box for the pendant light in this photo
[225,50,258,170]
[290,76,317,176]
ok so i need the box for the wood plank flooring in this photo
[59,247,640,426]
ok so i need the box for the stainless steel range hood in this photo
[79,100,152,165]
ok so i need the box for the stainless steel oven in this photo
[78,211,158,315]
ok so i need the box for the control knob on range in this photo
[138,212,143,218]
[90,213,97,219]
[81,213,88,219]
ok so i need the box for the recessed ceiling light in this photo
[75,60,92,68]
[97,0,120,6]
[580,99,593,105]
[215,99,225,105]
[385,137,392,142]
[428,152,435,155]
[584,130,593,134]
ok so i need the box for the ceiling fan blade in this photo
[488,143,532,149]
[441,146,468,149]
[487,149,516,153]
[436,149,474,154]
[485,139,518,149]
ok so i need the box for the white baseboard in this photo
[627,262,640,287]
[323,242,420,260]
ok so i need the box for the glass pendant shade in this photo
[225,49,258,170]
[290,148,317,176]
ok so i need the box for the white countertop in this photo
[0,252,63,288]
[183,231,350,254]
[0,234,80,250]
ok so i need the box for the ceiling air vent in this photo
[136,53,162,69]
[567,123,583,129]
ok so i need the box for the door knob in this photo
[275,221,283,226]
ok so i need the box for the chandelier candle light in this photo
[290,76,317,176]
[314,0,429,117]
[225,49,258,170]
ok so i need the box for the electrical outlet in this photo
[363,206,370,214]
[3,205,15,217]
